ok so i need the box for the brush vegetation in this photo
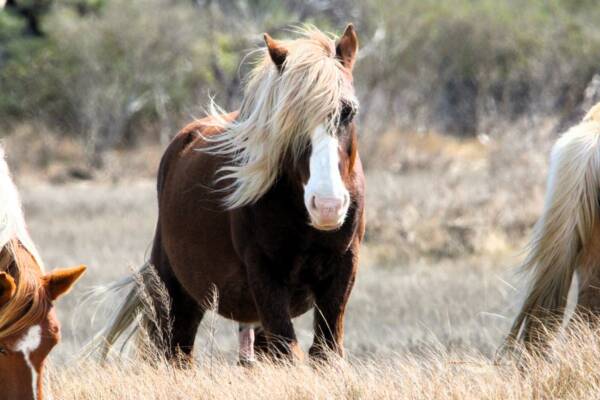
[2,0,600,164]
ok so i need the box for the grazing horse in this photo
[99,25,365,364]
[507,102,600,350]
[0,145,86,399]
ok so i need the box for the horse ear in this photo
[0,272,16,307]
[336,24,359,71]
[43,265,86,301]
[263,33,288,71]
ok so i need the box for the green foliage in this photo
[0,11,25,40]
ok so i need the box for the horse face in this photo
[304,108,358,231]
[302,25,359,231]
[0,266,85,400]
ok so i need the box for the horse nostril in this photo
[311,196,317,210]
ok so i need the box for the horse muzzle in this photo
[307,194,350,231]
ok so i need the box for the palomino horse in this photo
[0,145,86,399]
[507,102,600,349]
[99,25,365,364]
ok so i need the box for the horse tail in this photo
[506,108,600,350]
[97,262,171,360]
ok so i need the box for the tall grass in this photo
[46,321,600,399]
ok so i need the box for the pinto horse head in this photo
[209,24,360,231]
[0,245,86,400]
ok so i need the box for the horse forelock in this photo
[0,240,48,343]
[203,26,358,209]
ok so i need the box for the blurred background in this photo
[2,0,600,166]
[1,0,599,362]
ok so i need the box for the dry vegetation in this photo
[7,117,595,399]
[44,327,600,400]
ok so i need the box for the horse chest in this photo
[288,249,338,284]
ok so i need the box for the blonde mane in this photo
[506,106,600,346]
[204,27,357,208]
[0,145,47,342]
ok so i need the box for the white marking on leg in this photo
[13,324,42,400]
[238,324,255,363]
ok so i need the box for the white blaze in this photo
[304,125,348,203]
[13,324,42,400]
[303,125,350,229]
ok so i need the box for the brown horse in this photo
[0,146,86,400]
[100,25,365,364]
[506,102,600,351]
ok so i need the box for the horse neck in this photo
[253,169,306,216]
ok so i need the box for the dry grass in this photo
[7,118,589,398]
[44,324,600,399]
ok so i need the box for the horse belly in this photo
[162,216,249,310]
[216,286,314,323]
[289,289,315,318]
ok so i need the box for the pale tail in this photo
[507,110,600,348]
[97,263,172,360]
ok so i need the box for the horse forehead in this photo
[13,324,42,353]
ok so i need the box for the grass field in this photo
[22,180,523,399]
[21,179,520,359]
[11,122,595,399]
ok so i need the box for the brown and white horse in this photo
[0,145,86,399]
[99,25,365,364]
[507,102,600,350]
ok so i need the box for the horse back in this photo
[156,112,239,194]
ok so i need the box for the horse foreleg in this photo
[238,323,256,366]
[252,325,270,359]
[246,254,303,362]
[309,247,358,361]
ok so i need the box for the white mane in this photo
[0,145,44,271]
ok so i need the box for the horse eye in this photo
[0,346,6,355]
[340,103,355,125]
